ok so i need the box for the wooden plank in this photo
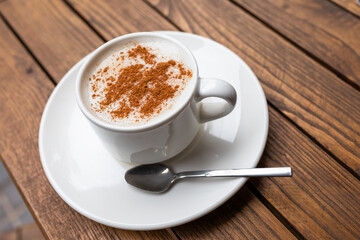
[251,108,360,239]
[71,0,360,238]
[67,0,177,40]
[0,1,292,239]
[146,0,360,175]
[0,0,103,82]
[0,0,296,238]
[74,0,360,174]
[173,108,360,239]
[331,0,360,17]
[2,0,360,239]
[234,0,360,88]
[173,187,296,239]
[0,17,173,240]
[0,0,177,83]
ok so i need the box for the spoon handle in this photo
[175,167,292,179]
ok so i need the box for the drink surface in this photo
[87,41,193,127]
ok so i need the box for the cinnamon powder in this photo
[90,44,192,122]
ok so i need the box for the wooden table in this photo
[1,0,359,239]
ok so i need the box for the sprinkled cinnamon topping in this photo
[89,43,192,124]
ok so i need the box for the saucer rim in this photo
[39,31,269,230]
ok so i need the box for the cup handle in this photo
[195,78,237,123]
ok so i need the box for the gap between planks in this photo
[266,100,360,182]
[1,1,357,238]
[0,10,178,240]
[1,4,181,239]
[3,0,357,237]
[246,182,306,240]
[138,0,360,179]
[62,0,107,42]
[330,0,360,19]
[0,13,56,86]
[229,0,360,92]
[142,0,182,31]
[224,0,360,181]
[62,0,328,238]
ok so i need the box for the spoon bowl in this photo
[125,163,175,192]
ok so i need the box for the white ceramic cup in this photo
[76,32,237,164]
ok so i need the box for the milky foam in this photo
[86,40,193,127]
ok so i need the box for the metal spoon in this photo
[125,163,292,193]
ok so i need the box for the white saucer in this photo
[39,32,268,230]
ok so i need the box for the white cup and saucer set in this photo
[39,32,268,230]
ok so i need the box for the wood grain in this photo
[67,0,177,39]
[252,107,360,239]
[331,0,360,17]
[0,16,173,240]
[173,186,296,239]
[70,0,360,238]
[71,0,360,177]
[0,0,103,82]
[0,0,177,83]
[2,0,360,239]
[145,0,360,175]
[234,0,360,88]
[0,0,295,239]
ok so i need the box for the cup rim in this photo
[75,32,199,133]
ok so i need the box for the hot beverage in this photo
[86,40,193,126]
[76,32,236,163]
